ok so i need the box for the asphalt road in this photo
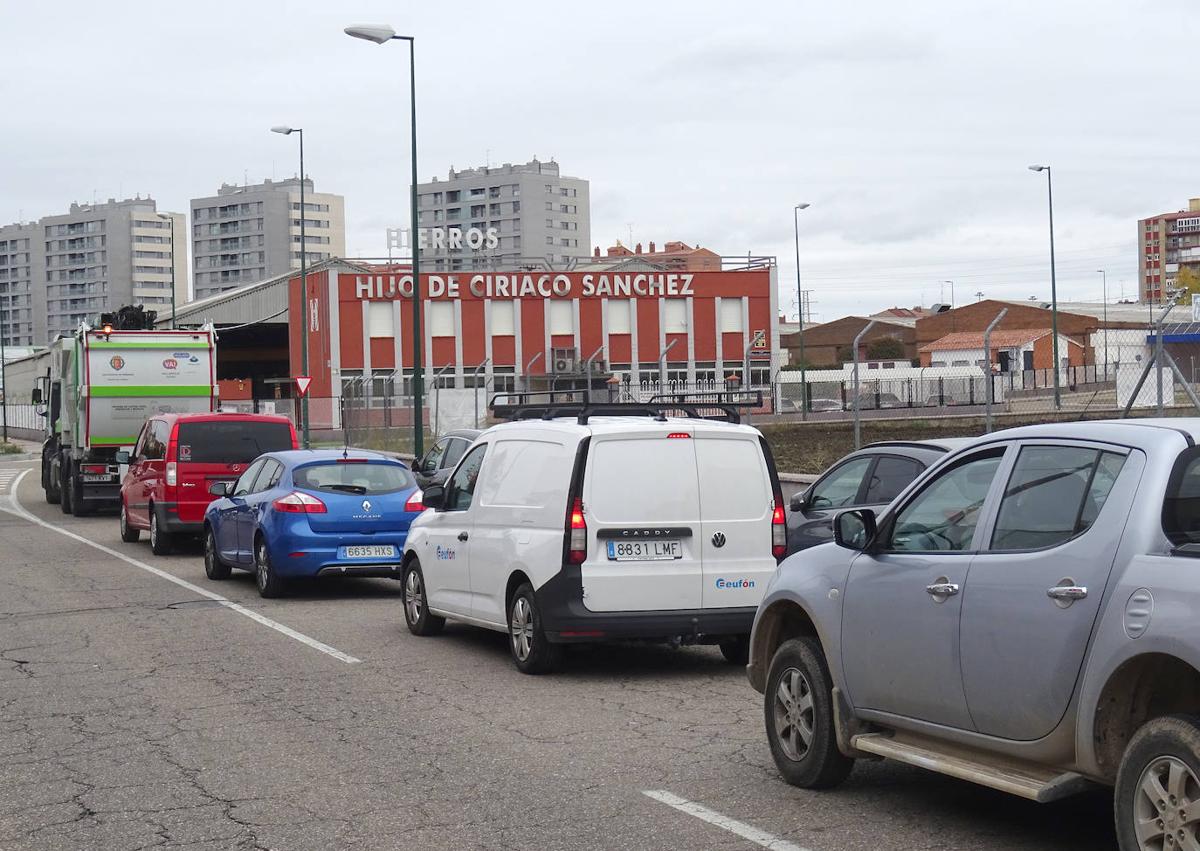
[0,457,1118,851]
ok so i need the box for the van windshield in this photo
[293,462,415,496]
[175,421,294,464]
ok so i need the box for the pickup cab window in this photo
[889,451,1004,552]
[1163,447,1200,545]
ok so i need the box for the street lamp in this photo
[793,203,810,419]
[0,288,8,444]
[271,125,311,448]
[1098,269,1108,376]
[345,23,425,456]
[1029,164,1061,409]
[943,280,955,308]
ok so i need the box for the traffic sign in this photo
[295,376,312,397]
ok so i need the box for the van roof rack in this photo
[488,389,762,425]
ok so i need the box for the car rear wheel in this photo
[119,503,140,543]
[402,559,444,636]
[508,582,560,675]
[255,537,285,598]
[719,636,750,665]
[149,508,172,555]
[204,526,231,580]
[764,637,854,789]
[1115,715,1200,851]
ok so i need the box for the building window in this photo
[548,300,572,335]
[428,302,454,337]
[367,301,393,338]
[607,300,631,334]
[490,301,515,335]
[719,299,744,332]
[446,190,460,202]
[492,366,516,392]
[664,299,688,333]
[545,201,553,211]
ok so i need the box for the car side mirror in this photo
[834,509,876,551]
[208,481,233,497]
[114,450,131,464]
[422,484,445,510]
[790,491,807,512]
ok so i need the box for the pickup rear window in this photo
[175,421,294,464]
[1163,447,1200,545]
[294,462,414,495]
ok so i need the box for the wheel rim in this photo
[510,597,534,661]
[120,506,128,535]
[404,569,424,624]
[1135,755,1200,850]
[773,666,816,762]
[256,544,268,589]
[150,513,157,547]
[205,532,215,569]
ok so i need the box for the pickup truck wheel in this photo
[764,637,854,789]
[402,559,444,636]
[119,503,140,543]
[44,461,61,505]
[1115,715,1200,851]
[508,582,560,675]
[203,527,230,580]
[149,509,172,555]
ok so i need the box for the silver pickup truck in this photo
[748,420,1200,851]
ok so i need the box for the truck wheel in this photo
[719,636,750,665]
[119,503,140,543]
[402,559,444,636]
[43,460,61,505]
[60,465,73,515]
[1115,714,1200,851]
[507,582,560,675]
[69,470,90,516]
[149,508,172,555]
[764,637,854,789]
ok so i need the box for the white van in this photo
[400,403,785,673]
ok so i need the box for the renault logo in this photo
[362,499,372,512]
[712,532,726,548]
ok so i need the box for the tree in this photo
[866,337,906,361]
[1176,266,1200,296]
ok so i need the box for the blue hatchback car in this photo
[202,449,424,597]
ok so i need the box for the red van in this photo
[118,412,298,555]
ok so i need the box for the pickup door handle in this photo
[925,582,960,597]
[457,531,469,542]
[1047,585,1087,601]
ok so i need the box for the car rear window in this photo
[1164,447,1200,545]
[294,461,415,495]
[175,421,294,464]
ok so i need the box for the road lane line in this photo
[642,790,810,851]
[2,469,362,665]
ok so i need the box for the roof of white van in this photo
[483,416,762,438]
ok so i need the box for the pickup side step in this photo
[850,732,1092,803]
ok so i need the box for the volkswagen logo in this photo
[362,499,372,512]
[711,532,726,548]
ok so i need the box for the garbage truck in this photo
[36,307,218,514]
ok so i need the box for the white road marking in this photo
[1,469,362,665]
[642,790,810,851]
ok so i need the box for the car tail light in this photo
[772,496,787,559]
[404,490,425,512]
[166,462,177,487]
[567,497,587,564]
[82,464,108,475]
[272,491,327,514]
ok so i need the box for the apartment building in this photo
[415,158,590,271]
[0,197,186,345]
[191,178,345,300]
[1139,197,1200,303]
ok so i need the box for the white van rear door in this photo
[695,435,776,609]
[581,432,703,612]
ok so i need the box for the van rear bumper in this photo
[154,502,204,536]
[535,566,756,642]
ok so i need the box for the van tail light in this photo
[272,491,328,514]
[567,497,587,564]
[166,462,177,487]
[404,490,425,512]
[666,432,691,439]
[771,494,787,560]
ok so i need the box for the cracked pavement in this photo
[0,460,1118,850]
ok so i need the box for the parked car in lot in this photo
[749,419,1200,851]
[203,449,423,597]
[849,392,905,410]
[117,412,297,555]
[809,398,844,413]
[412,429,481,488]
[786,439,972,555]
[401,399,786,673]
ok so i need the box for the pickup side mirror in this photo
[208,481,233,497]
[421,484,445,510]
[834,508,877,551]
[114,450,131,464]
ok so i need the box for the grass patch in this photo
[0,442,22,455]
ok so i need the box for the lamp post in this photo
[271,125,310,448]
[793,203,810,419]
[1097,269,1109,378]
[345,23,424,456]
[0,288,8,444]
[1029,164,1061,409]
[943,280,955,309]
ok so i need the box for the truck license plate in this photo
[82,475,112,483]
[341,545,397,559]
[607,540,682,561]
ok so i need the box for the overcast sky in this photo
[3,0,1197,322]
